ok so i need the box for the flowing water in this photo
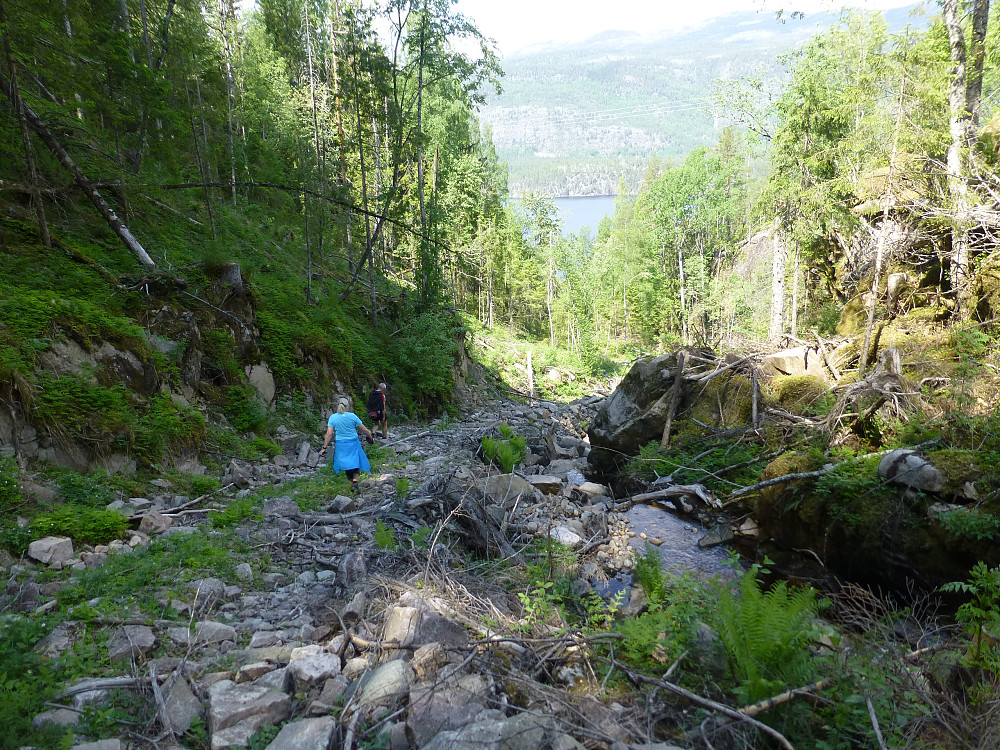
[593,503,740,602]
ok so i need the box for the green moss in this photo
[771,375,833,415]
[688,373,755,428]
[223,384,269,433]
[133,393,207,465]
[925,449,994,496]
[837,297,867,336]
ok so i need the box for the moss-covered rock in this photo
[687,372,756,429]
[837,297,867,337]
[770,375,832,415]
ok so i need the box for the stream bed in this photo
[593,503,740,602]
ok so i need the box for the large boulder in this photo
[760,346,829,379]
[589,349,752,471]
[587,353,683,472]
[28,536,74,567]
[207,681,292,750]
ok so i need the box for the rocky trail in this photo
[10,391,715,750]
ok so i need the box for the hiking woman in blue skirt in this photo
[319,398,375,492]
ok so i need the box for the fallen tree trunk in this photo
[0,72,155,268]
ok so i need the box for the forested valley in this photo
[3,1,1000,749]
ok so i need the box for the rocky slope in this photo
[9,391,695,750]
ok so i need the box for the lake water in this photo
[552,195,617,238]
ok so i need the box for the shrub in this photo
[57,472,115,507]
[374,519,397,550]
[0,457,20,512]
[223,384,269,433]
[29,505,127,546]
[33,372,135,444]
[481,423,527,473]
[133,393,206,465]
[938,508,1000,541]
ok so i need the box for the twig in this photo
[624,668,797,750]
[739,678,835,717]
[866,696,889,750]
[148,663,175,739]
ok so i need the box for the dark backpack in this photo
[366,389,384,412]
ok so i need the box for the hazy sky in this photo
[453,0,923,55]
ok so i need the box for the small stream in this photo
[593,503,741,602]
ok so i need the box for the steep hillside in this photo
[482,4,924,195]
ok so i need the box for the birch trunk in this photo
[0,71,153,267]
[768,227,786,342]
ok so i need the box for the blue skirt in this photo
[332,437,371,474]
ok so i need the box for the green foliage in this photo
[633,543,667,605]
[29,505,127,546]
[210,496,263,528]
[133,393,207,465]
[410,525,433,548]
[57,472,115,507]
[0,457,21,513]
[942,562,1000,666]
[481,423,527,473]
[246,724,281,750]
[57,531,243,612]
[627,441,767,495]
[33,372,135,444]
[0,616,65,750]
[938,508,1000,541]
[712,561,829,704]
[245,437,282,460]
[393,313,459,408]
[223,385,269,434]
[374,519,398,550]
[395,477,411,497]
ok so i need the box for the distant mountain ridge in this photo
[481,4,925,196]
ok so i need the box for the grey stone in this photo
[698,523,734,548]
[528,475,563,495]
[549,526,583,548]
[207,680,292,750]
[263,496,301,517]
[354,659,412,710]
[478,474,537,505]
[408,675,489,747]
[190,577,227,606]
[337,552,366,588]
[552,734,586,750]
[249,631,281,648]
[165,672,203,734]
[139,510,172,534]
[32,708,80,728]
[264,716,335,750]
[247,364,276,405]
[414,614,469,650]
[500,713,554,750]
[27,536,74,566]
[383,606,421,647]
[236,662,275,683]
[761,346,829,379]
[107,625,156,663]
[167,621,236,645]
[879,450,945,493]
[421,718,504,750]
[287,653,342,692]
[253,666,289,692]
[71,741,123,750]
[235,563,254,582]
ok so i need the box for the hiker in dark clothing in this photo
[367,382,388,439]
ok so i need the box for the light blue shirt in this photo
[328,412,362,441]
